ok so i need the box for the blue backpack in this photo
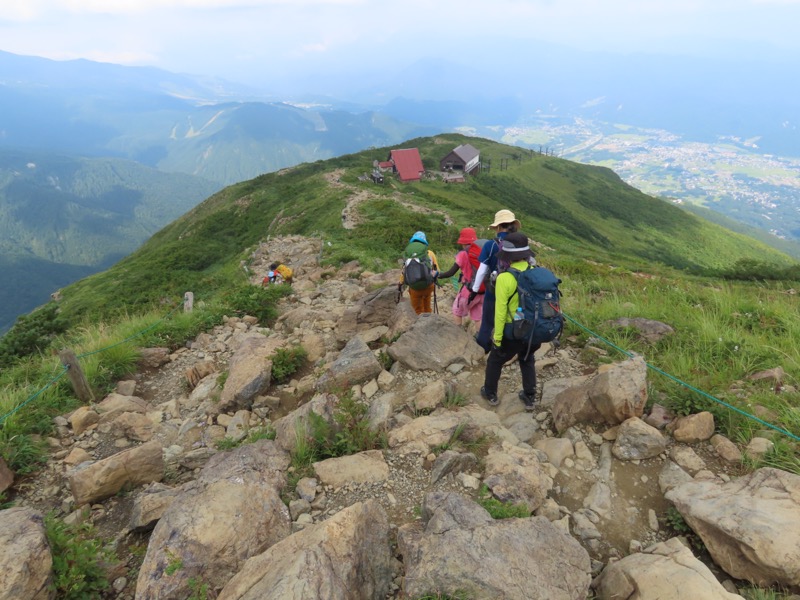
[505,266,564,352]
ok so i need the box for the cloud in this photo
[0,0,368,21]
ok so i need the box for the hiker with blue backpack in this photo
[469,209,520,353]
[437,227,485,327]
[480,232,564,411]
[398,231,440,314]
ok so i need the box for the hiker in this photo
[398,231,440,314]
[269,262,293,285]
[470,209,521,353]
[481,232,539,411]
[437,227,484,327]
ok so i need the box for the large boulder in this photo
[313,450,389,488]
[0,507,53,600]
[551,356,648,432]
[604,317,675,343]
[387,405,517,455]
[68,440,164,506]
[219,334,283,412]
[135,440,291,600]
[217,500,393,600]
[399,492,591,600]
[315,336,383,391]
[666,467,800,588]
[483,441,553,512]
[593,537,743,599]
[388,314,483,371]
[337,286,400,339]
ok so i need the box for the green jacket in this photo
[493,260,529,346]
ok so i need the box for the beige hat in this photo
[489,209,521,230]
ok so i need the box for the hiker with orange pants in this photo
[398,231,440,314]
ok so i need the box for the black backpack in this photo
[402,241,434,290]
[505,266,564,351]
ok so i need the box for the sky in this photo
[1,0,799,91]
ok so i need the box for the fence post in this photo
[184,291,194,313]
[58,349,95,404]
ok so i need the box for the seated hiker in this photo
[398,231,440,314]
[269,262,293,285]
[437,227,485,328]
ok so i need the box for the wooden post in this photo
[59,349,94,403]
[184,291,194,313]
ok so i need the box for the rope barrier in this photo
[1,306,178,427]
[562,312,800,443]
[0,366,69,425]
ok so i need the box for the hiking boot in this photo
[519,390,536,412]
[481,386,499,406]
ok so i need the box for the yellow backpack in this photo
[275,264,293,281]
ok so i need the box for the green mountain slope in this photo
[0,150,219,331]
[55,134,796,322]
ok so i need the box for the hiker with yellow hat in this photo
[437,226,485,327]
[469,209,521,352]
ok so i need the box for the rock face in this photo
[219,334,283,412]
[388,314,484,371]
[552,356,648,432]
[0,507,53,600]
[217,500,393,600]
[315,336,383,391]
[593,537,743,599]
[135,441,292,599]
[483,441,553,512]
[666,467,800,588]
[398,492,591,600]
[68,440,164,506]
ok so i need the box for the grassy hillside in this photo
[51,134,796,322]
[2,133,798,483]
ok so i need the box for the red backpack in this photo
[465,239,489,293]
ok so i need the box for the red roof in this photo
[389,148,424,182]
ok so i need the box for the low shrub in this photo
[271,346,308,384]
[45,513,113,599]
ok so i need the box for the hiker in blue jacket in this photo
[469,209,520,353]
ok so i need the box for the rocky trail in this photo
[2,234,799,600]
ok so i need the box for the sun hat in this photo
[489,209,521,231]
[496,231,534,263]
[410,231,428,245]
[457,227,478,244]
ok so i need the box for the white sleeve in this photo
[471,263,489,292]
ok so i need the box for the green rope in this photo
[0,366,69,425]
[562,312,800,443]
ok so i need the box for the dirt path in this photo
[323,169,454,229]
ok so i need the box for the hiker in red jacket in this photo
[437,227,484,328]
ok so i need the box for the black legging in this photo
[483,337,538,397]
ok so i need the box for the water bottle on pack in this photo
[513,307,524,321]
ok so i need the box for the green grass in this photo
[45,513,114,599]
[476,485,530,519]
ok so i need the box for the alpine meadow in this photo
[1,133,799,599]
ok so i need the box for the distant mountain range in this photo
[0,50,438,186]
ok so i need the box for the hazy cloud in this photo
[1,0,798,86]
